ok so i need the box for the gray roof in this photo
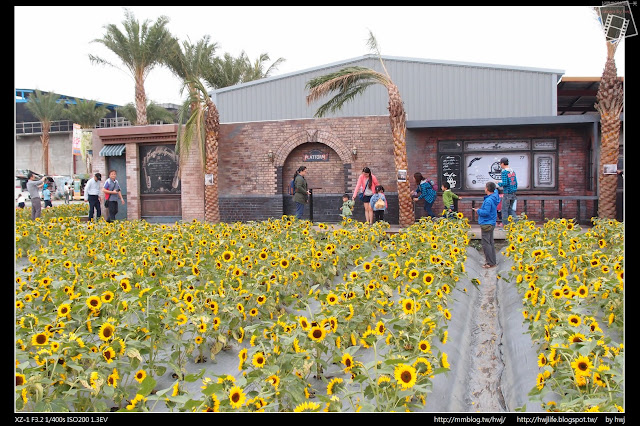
[211,54,564,123]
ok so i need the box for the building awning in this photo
[99,144,126,156]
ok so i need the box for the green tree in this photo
[24,90,65,175]
[205,51,285,88]
[306,31,414,227]
[89,8,175,125]
[116,102,176,125]
[63,98,109,173]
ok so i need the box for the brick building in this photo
[36,54,624,224]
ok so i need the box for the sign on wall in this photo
[140,144,181,194]
[303,149,329,162]
[465,153,530,191]
[440,154,462,190]
[72,124,82,156]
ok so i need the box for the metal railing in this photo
[464,195,599,224]
[16,118,173,135]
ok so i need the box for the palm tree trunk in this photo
[387,83,414,227]
[595,42,623,220]
[204,98,220,223]
[41,122,51,175]
[135,77,148,125]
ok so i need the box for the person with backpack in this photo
[495,157,518,226]
[412,172,437,218]
[102,170,125,223]
[292,166,310,220]
[352,167,380,225]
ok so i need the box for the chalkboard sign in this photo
[140,144,181,194]
[440,154,462,190]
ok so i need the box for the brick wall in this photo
[91,120,595,225]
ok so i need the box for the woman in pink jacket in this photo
[352,167,380,225]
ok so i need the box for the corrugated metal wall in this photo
[212,55,562,123]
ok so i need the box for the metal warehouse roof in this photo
[210,54,565,123]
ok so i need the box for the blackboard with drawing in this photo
[440,154,462,190]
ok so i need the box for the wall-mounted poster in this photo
[140,144,181,194]
[465,153,530,191]
[397,169,407,183]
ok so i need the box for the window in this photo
[438,139,557,191]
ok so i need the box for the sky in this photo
[15,5,628,107]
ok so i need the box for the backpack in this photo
[288,178,295,195]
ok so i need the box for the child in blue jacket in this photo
[472,181,500,268]
[369,185,387,223]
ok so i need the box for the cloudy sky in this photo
[15,6,628,106]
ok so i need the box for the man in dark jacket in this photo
[472,181,500,268]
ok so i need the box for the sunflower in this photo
[308,326,326,342]
[99,322,115,341]
[571,355,594,377]
[327,377,343,395]
[16,373,26,386]
[394,363,417,389]
[57,303,71,318]
[228,386,246,409]
[222,251,234,262]
[31,333,49,346]
[341,353,354,371]
[374,320,386,335]
[102,347,116,363]
[86,296,102,311]
[119,279,132,293]
[252,352,266,368]
[293,401,321,412]
[441,352,450,369]
[298,316,310,330]
[413,357,433,376]
[134,370,146,383]
[401,298,415,314]
[568,314,581,327]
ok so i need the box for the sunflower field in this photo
[15,206,471,412]
[500,216,624,412]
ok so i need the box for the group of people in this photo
[84,170,126,223]
[292,157,518,271]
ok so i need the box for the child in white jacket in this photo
[369,185,387,223]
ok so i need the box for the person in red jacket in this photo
[352,167,380,225]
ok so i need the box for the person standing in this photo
[412,172,437,218]
[472,181,500,269]
[84,172,103,221]
[292,166,310,220]
[441,182,461,219]
[26,172,47,220]
[352,167,380,225]
[495,157,518,226]
[340,194,355,219]
[369,185,387,223]
[63,182,70,204]
[102,170,125,223]
[42,183,52,208]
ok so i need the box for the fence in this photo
[464,195,599,225]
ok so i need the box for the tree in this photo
[306,31,414,227]
[176,79,221,223]
[593,9,624,220]
[166,36,220,222]
[24,90,65,175]
[64,98,109,173]
[205,51,285,88]
[89,8,174,125]
[116,102,176,125]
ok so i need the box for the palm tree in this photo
[306,31,414,227]
[24,90,65,175]
[165,36,220,222]
[177,79,221,223]
[63,98,109,173]
[116,101,176,125]
[593,10,624,220]
[205,51,285,88]
[89,8,174,125]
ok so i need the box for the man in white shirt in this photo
[84,172,103,221]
